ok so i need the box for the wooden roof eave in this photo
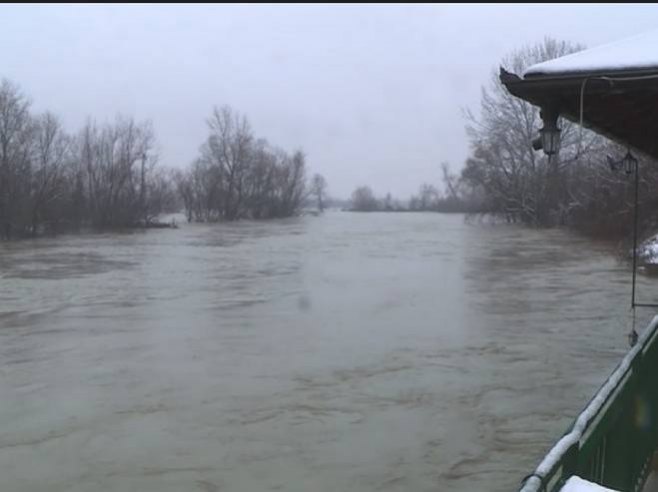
[499,67,658,159]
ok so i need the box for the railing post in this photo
[631,350,644,490]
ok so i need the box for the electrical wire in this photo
[577,77,590,161]
[574,73,658,161]
[573,73,658,345]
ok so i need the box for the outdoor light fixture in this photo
[607,151,638,175]
[628,328,639,347]
[539,107,561,156]
[622,150,638,175]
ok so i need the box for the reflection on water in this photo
[1,212,655,492]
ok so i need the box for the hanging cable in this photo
[573,73,658,162]
[570,72,658,345]
[631,151,639,308]
[577,77,589,161]
[575,76,614,161]
[629,150,640,346]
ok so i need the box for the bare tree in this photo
[0,79,33,238]
[462,37,607,226]
[459,37,654,235]
[351,186,379,211]
[310,173,328,212]
[383,192,393,211]
[180,105,309,222]
[0,80,181,238]
[441,162,460,200]
[29,112,71,234]
[199,105,254,220]
[277,150,307,217]
[145,167,178,221]
[417,183,440,210]
[79,116,156,228]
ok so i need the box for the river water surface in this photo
[1,212,656,492]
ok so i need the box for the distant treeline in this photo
[349,163,485,213]
[0,79,327,239]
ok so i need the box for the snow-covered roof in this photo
[560,476,619,492]
[524,30,658,77]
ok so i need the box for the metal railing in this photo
[520,315,658,492]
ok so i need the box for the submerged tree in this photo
[0,78,175,239]
[178,105,309,222]
[29,112,71,234]
[311,173,328,212]
[80,116,158,228]
[0,79,32,239]
[0,81,314,239]
[350,186,379,211]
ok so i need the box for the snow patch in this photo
[639,233,658,265]
[560,476,619,492]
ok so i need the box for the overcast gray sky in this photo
[2,4,658,198]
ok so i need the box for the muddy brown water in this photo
[1,212,655,492]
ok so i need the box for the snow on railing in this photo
[520,315,658,492]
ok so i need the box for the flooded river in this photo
[1,212,655,492]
